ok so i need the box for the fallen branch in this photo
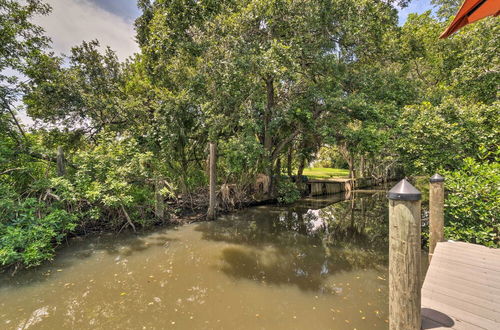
[43,189,61,201]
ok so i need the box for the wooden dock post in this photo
[56,146,65,176]
[207,142,217,220]
[387,179,422,330]
[429,174,444,262]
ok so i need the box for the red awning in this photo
[440,0,500,38]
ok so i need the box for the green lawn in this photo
[302,167,349,179]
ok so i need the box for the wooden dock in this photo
[421,241,500,329]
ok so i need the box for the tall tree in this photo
[24,40,130,136]
[0,0,50,144]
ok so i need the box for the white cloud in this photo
[35,0,140,61]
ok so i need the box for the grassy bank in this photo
[302,167,349,179]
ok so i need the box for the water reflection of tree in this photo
[196,192,389,291]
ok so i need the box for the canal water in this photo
[0,190,422,329]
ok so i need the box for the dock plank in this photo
[422,241,500,330]
[424,275,500,303]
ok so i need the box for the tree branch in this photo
[0,168,25,175]
[271,128,302,160]
[1,96,27,140]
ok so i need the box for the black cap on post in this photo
[430,173,444,183]
[387,179,421,201]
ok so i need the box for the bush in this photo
[277,178,301,204]
[55,135,156,228]
[0,134,157,269]
[444,155,499,247]
[0,188,77,268]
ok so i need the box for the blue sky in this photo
[398,0,433,25]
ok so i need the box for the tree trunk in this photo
[274,157,281,193]
[338,141,355,179]
[56,146,65,177]
[207,142,217,220]
[120,204,136,232]
[348,154,356,179]
[264,78,274,154]
[264,77,275,197]
[360,155,365,177]
[287,147,293,177]
[276,157,281,176]
[296,153,306,191]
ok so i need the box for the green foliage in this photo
[1,0,51,167]
[0,131,159,269]
[52,134,156,227]
[0,0,50,85]
[396,99,499,174]
[444,154,499,247]
[276,178,301,204]
[0,183,77,267]
[393,11,499,247]
[24,40,128,131]
[313,146,348,169]
[0,0,77,268]
[431,0,462,20]
[219,134,264,184]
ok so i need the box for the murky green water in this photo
[1,190,418,329]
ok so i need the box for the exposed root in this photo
[120,204,136,233]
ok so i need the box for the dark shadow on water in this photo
[200,191,391,291]
[220,247,324,291]
[219,243,387,292]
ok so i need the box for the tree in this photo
[398,11,499,105]
[444,154,499,247]
[395,11,499,175]
[431,0,462,20]
[0,0,80,269]
[24,40,130,136]
[396,98,499,174]
[190,0,403,189]
[1,0,50,108]
[0,0,50,163]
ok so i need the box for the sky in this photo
[34,0,141,61]
[398,0,433,25]
[35,0,434,61]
